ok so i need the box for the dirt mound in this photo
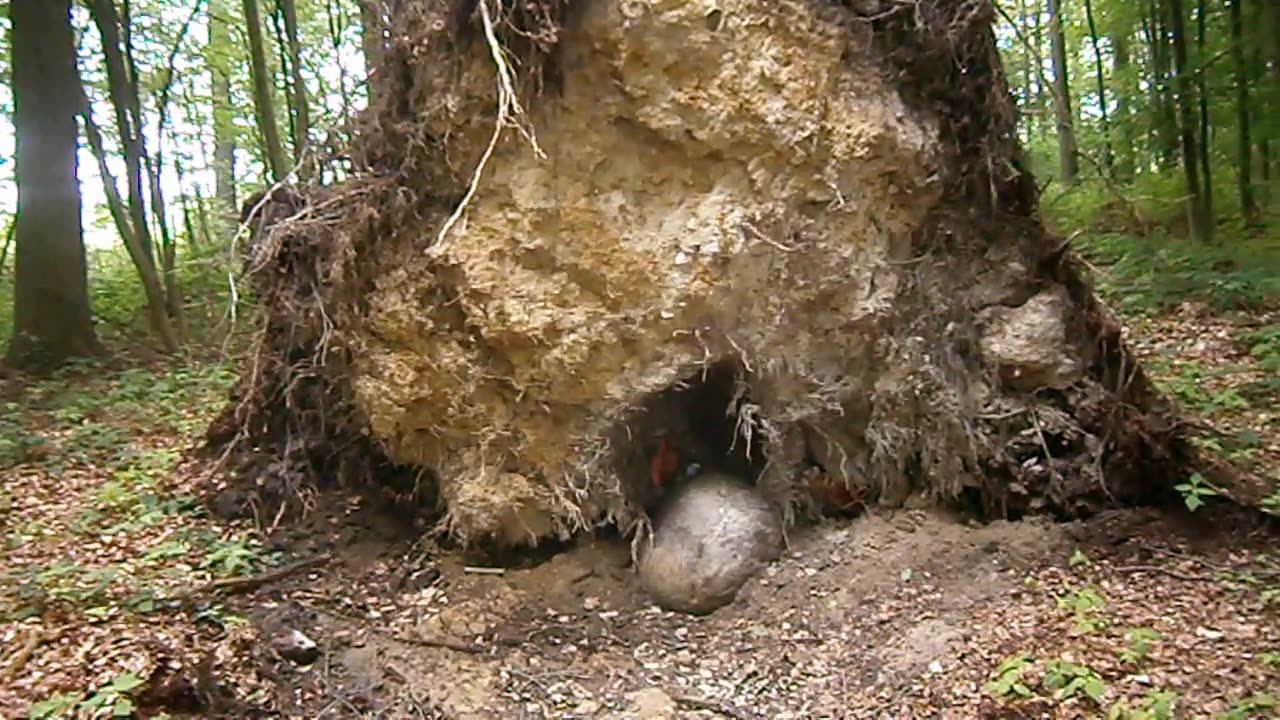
[208,0,1267,546]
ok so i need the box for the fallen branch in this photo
[204,553,332,595]
[1113,565,1220,583]
[1,627,43,683]
[393,634,491,654]
[673,694,755,720]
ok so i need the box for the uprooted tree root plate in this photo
[206,0,1271,552]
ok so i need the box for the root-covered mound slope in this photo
[207,0,1271,546]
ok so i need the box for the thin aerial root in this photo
[432,0,544,256]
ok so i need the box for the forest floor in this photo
[1,255,1278,719]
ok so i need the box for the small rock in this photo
[626,687,676,719]
[272,629,320,665]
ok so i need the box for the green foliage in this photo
[985,653,1036,699]
[27,692,80,720]
[1215,693,1277,720]
[29,672,146,719]
[1057,586,1108,635]
[200,532,265,577]
[1120,627,1161,665]
[1043,659,1107,705]
[79,672,145,717]
[1240,323,1280,401]
[1108,689,1178,720]
[1173,472,1219,512]
[1073,232,1280,315]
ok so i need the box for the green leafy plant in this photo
[1056,586,1108,635]
[1262,491,1280,511]
[1120,627,1161,665]
[78,671,145,717]
[1108,689,1178,720]
[985,653,1036,699]
[1215,692,1276,720]
[1043,659,1106,705]
[1174,473,1219,511]
[27,691,80,719]
[200,533,264,577]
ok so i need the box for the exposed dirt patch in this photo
[221,500,1278,718]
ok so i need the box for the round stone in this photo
[637,471,783,614]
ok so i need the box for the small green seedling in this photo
[1174,473,1219,511]
[985,653,1035,700]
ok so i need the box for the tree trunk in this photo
[279,0,311,165]
[1113,30,1136,179]
[209,0,239,227]
[89,0,180,351]
[151,2,205,340]
[1168,0,1212,243]
[1195,0,1214,241]
[0,221,14,276]
[5,0,103,370]
[1083,0,1113,176]
[1033,2,1046,144]
[90,0,152,261]
[1267,0,1280,90]
[81,108,177,352]
[1047,0,1079,184]
[1229,0,1258,225]
[1014,0,1033,142]
[244,0,289,182]
[1147,0,1180,169]
[358,0,384,104]
[1253,0,1273,198]
[327,0,354,125]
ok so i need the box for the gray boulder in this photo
[637,472,783,614]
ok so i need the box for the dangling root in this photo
[432,0,545,256]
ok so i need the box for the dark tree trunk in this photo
[1250,0,1274,200]
[359,0,384,104]
[279,0,311,164]
[1048,0,1079,184]
[90,0,181,351]
[1268,0,1280,90]
[1229,0,1258,225]
[1146,0,1180,168]
[1169,0,1212,243]
[1113,30,1136,179]
[1015,0,1035,143]
[5,0,104,370]
[1195,0,1214,240]
[1084,0,1113,175]
[244,0,289,182]
[1034,2,1046,143]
